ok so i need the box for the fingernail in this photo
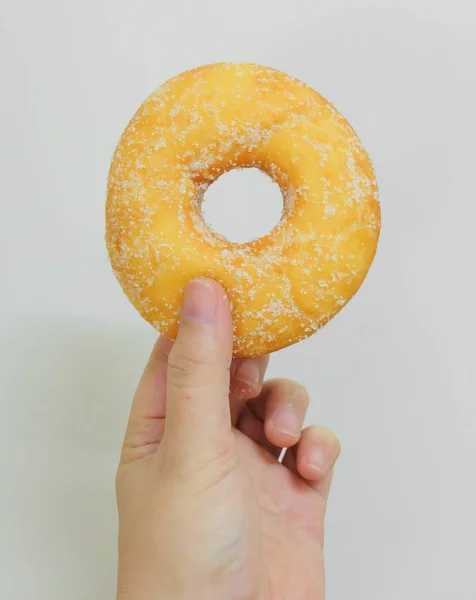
[235,359,261,389]
[271,403,300,436]
[306,448,329,473]
[181,279,217,324]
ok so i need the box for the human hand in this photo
[116,279,341,600]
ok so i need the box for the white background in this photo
[1,0,475,598]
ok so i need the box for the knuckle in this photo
[270,378,309,407]
[168,352,206,373]
[291,382,310,407]
[166,340,229,391]
[169,336,214,368]
[167,345,212,380]
[167,357,217,390]
[309,425,341,455]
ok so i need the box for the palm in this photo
[235,432,328,600]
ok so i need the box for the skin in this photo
[116,278,341,600]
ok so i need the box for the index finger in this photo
[229,354,270,424]
[120,335,172,464]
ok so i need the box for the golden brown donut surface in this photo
[106,62,380,357]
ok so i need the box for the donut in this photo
[106,62,380,357]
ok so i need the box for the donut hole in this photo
[201,168,284,243]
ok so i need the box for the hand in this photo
[116,279,341,600]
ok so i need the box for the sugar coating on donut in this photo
[106,62,380,357]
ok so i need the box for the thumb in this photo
[161,278,235,469]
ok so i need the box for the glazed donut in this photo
[106,62,380,357]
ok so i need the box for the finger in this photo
[248,379,309,450]
[282,426,341,500]
[229,354,270,424]
[230,354,269,400]
[120,335,173,464]
[236,406,282,458]
[160,278,235,470]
